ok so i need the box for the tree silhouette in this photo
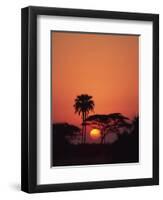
[111,116,139,162]
[52,123,80,166]
[86,113,131,144]
[53,123,80,145]
[73,94,94,143]
[131,116,139,134]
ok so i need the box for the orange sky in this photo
[52,31,139,126]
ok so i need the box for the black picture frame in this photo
[21,6,159,193]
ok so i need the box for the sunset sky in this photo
[52,31,139,129]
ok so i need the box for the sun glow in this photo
[90,128,101,139]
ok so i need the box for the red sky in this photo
[52,32,139,128]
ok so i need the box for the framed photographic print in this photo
[21,6,159,193]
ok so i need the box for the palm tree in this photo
[73,94,94,143]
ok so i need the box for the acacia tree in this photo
[73,94,94,143]
[86,113,131,144]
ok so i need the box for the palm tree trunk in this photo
[82,126,84,144]
[82,113,84,144]
[84,124,86,143]
[83,112,87,144]
[81,127,83,144]
[84,112,87,144]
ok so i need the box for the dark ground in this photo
[52,132,139,167]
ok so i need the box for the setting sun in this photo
[90,128,101,139]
